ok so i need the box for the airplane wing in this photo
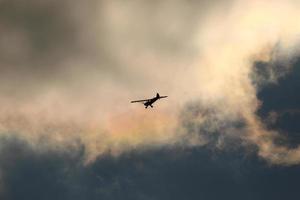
[131,99,150,103]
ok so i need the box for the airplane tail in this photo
[156,93,160,98]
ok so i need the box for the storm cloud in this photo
[0,136,299,200]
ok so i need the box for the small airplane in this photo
[131,93,168,109]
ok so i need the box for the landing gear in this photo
[145,105,153,109]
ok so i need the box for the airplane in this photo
[131,93,168,109]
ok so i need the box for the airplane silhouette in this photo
[131,93,168,109]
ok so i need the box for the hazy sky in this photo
[0,0,300,199]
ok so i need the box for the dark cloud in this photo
[0,136,299,200]
[256,57,300,148]
[251,43,293,89]
[178,101,247,148]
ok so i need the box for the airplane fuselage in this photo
[144,97,159,108]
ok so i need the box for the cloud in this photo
[0,0,300,165]
[0,0,222,162]
[0,136,299,200]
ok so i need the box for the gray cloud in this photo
[0,136,299,200]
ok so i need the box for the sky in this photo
[0,0,300,199]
